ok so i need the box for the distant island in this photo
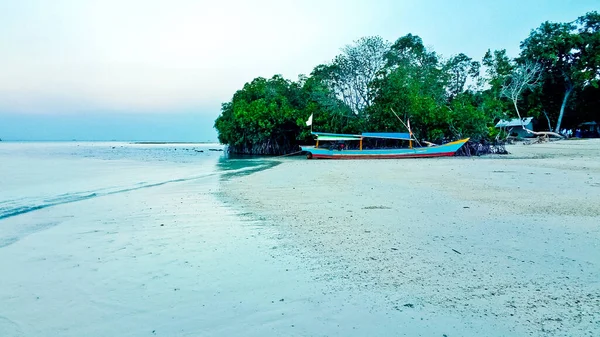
[214,11,599,155]
[131,141,216,145]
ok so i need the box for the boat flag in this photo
[407,119,412,135]
[305,114,313,126]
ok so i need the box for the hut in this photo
[577,121,599,138]
[495,117,535,138]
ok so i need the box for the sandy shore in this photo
[222,139,600,336]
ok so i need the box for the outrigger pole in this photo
[390,108,422,148]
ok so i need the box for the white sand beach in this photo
[222,139,600,336]
[1,140,599,337]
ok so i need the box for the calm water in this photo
[1,142,325,337]
[0,142,275,222]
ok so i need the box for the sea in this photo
[0,141,268,224]
[0,141,308,337]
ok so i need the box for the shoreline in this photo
[0,146,317,337]
[221,139,600,336]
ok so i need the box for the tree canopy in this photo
[215,11,600,154]
[519,11,600,131]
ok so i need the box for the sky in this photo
[0,0,598,141]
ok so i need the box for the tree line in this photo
[214,11,599,155]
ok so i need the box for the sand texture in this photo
[222,139,600,336]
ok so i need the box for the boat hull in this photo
[302,138,469,159]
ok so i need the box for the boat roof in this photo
[312,132,412,141]
[362,132,412,140]
[312,132,361,141]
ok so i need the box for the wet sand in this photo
[222,139,600,336]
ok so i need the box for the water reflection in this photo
[217,154,280,180]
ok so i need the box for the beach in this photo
[1,140,599,336]
[221,139,600,336]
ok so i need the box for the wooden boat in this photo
[301,132,469,159]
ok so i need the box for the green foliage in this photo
[214,75,307,155]
[369,40,446,140]
[370,35,494,141]
[447,93,491,140]
[519,11,600,130]
[214,11,600,154]
[444,53,481,97]
[482,49,513,94]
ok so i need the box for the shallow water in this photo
[0,142,260,220]
[0,142,317,336]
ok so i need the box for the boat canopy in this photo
[361,132,412,140]
[312,132,362,141]
[312,132,412,141]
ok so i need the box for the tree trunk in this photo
[227,139,301,155]
[542,111,553,132]
[508,93,564,139]
[525,130,564,138]
[512,100,528,130]
[513,100,522,121]
[555,85,573,132]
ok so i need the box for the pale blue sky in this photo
[0,0,597,141]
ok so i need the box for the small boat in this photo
[301,132,469,159]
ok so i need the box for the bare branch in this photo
[330,36,390,114]
[499,62,565,139]
[500,61,543,127]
